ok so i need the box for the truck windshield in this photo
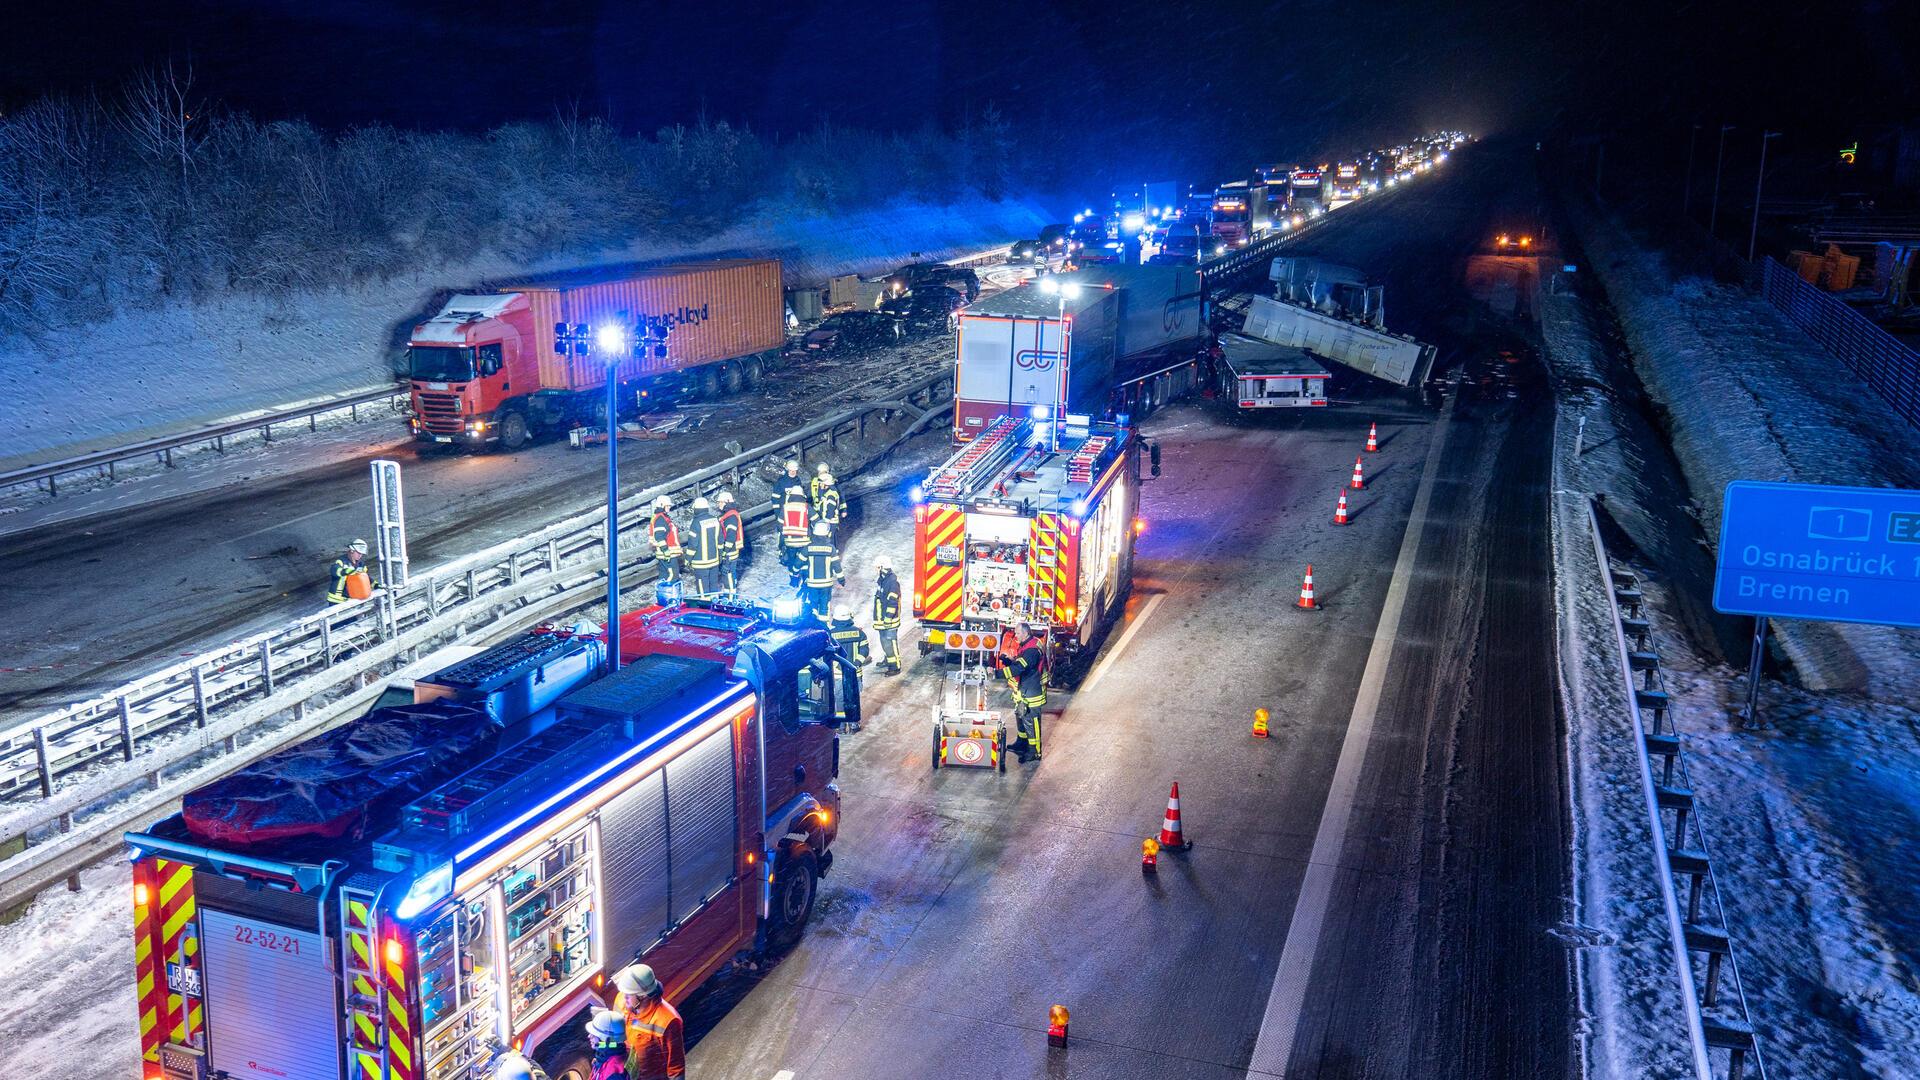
[409,346,474,382]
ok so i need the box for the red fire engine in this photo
[127,599,858,1080]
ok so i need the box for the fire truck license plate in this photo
[166,961,202,996]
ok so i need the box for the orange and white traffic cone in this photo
[1349,456,1366,490]
[1296,564,1318,610]
[1334,490,1350,525]
[1158,782,1190,849]
[1366,422,1380,453]
[1252,708,1270,738]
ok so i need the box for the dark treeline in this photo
[0,66,1022,331]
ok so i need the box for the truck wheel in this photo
[499,410,530,451]
[766,848,819,952]
[722,360,744,395]
[742,357,765,390]
[697,365,723,400]
[541,1045,594,1080]
[932,727,942,770]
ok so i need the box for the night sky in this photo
[6,0,1909,180]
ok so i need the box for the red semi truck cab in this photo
[127,598,858,1080]
[406,260,785,450]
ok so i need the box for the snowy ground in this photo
[1537,247,1920,1078]
[1569,201,1920,701]
[0,194,1051,472]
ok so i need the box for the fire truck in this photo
[126,598,859,1080]
[911,414,1146,681]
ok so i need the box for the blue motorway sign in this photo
[1713,480,1920,628]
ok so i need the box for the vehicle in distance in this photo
[1038,223,1073,254]
[886,262,981,301]
[406,259,784,450]
[803,309,902,352]
[1146,252,1198,266]
[883,287,966,336]
[126,599,861,1080]
[1009,239,1042,263]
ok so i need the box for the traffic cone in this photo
[1350,456,1365,490]
[1253,708,1270,738]
[1158,782,1190,849]
[1296,564,1318,610]
[1334,490,1350,525]
[1366,422,1380,453]
[1141,837,1159,873]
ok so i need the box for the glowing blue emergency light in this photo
[394,861,453,921]
[1030,404,1052,420]
[909,484,925,504]
[1071,499,1089,518]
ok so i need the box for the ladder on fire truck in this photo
[1064,436,1112,484]
[925,416,1032,501]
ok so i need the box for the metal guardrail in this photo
[1588,503,1767,1080]
[2,384,407,496]
[0,370,952,907]
[1760,256,1920,429]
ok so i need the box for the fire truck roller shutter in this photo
[598,772,672,962]
[195,874,341,1080]
[664,727,739,924]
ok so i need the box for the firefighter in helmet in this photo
[775,463,812,587]
[615,964,685,1080]
[802,521,843,622]
[828,606,871,668]
[871,555,903,675]
[815,471,845,549]
[648,496,682,584]
[809,461,834,514]
[1002,620,1048,762]
[326,539,371,604]
[685,496,722,597]
[715,490,745,594]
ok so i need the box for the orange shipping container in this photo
[517,259,785,392]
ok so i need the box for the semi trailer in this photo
[406,260,785,450]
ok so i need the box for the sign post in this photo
[1713,480,1920,723]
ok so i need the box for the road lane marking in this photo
[1080,593,1166,694]
[1244,390,1458,1077]
[230,495,372,542]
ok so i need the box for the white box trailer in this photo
[1216,332,1330,408]
[1242,294,1436,389]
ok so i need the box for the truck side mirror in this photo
[1149,442,1163,478]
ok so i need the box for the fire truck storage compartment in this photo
[963,511,1037,621]
[196,872,340,1080]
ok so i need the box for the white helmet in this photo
[716,490,734,506]
[812,521,832,537]
[614,964,660,998]
[490,1053,538,1080]
[785,459,801,475]
[691,496,711,510]
[818,472,835,487]
[585,1008,625,1044]
[349,539,369,555]
[873,555,893,572]
[652,495,671,511]
[832,607,851,622]
[816,462,831,475]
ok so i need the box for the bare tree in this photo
[119,61,204,213]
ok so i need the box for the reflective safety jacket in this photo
[817,485,844,528]
[622,997,685,1079]
[804,538,843,588]
[809,472,832,512]
[1004,638,1048,707]
[686,509,721,569]
[872,571,902,630]
[717,507,745,559]
[829,617,871,665]
[778,484,811,546]
[326,557,363,603]
[648,512,682,559]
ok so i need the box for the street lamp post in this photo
[1749,131,1783,262]
[594,323,630,671]
[1708,123,1735,239]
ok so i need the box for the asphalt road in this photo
[681,146,1575,1078]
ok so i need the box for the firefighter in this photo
[326,539,371,604]
[685,496,722,597]
[871,555,903,675]
[615,964,685,1080]
[828,607,871,667]
[647,496,682,584]
[816,471,845,548]
[716,490,745,594]
[584,1009,627,1080]
[809,461,834,514]
[489,1052,549,1080]
[1003,621,1048,762]
[776,475,812,587]
[803,521,843,622]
